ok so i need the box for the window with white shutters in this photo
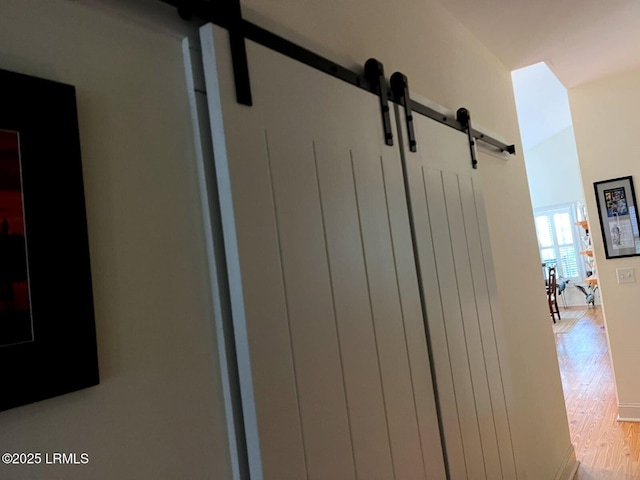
[534,204,583,281]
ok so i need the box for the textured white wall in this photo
[570,69,640,419]
[0,1,232,478]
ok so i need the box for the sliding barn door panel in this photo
[397,106,518,480]
[201,24,445,480]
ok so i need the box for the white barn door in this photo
[200,25,446,480]
[396,106,518,480]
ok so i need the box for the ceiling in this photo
[511,62,572,150]
[433,0,640,88]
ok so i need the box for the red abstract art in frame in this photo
[0,129,33,346]
[0,68,99,411]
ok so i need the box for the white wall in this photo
[0,1,232,478]
[240,0,574,478]
[524,127,584,210]
[570,69,640,420]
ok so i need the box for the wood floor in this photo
[555,306,640,479]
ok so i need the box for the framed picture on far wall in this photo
[594,175,640,259]
[0,68,99,411]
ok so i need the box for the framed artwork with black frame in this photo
[0,68,98,411]
[594,175,640,259]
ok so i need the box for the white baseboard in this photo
[618,403,640,421]
[554,445,579,480]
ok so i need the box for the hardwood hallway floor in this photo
[555,306,640,479]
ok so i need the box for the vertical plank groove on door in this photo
[391,107,449,480]
[379,155,427,478]
[349,152,398,480]
[442,171,503,480]
[469,177,519,479]
[263,130,311,480]
[311,142,364,480]
[423,167,486,480]
[267,126,355,480]
[440,171,490,480]
[380,155,447,479]
[414,163,468,480]
[313,142,384,479]
[352,149,426,480]
[456,174,504,479]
